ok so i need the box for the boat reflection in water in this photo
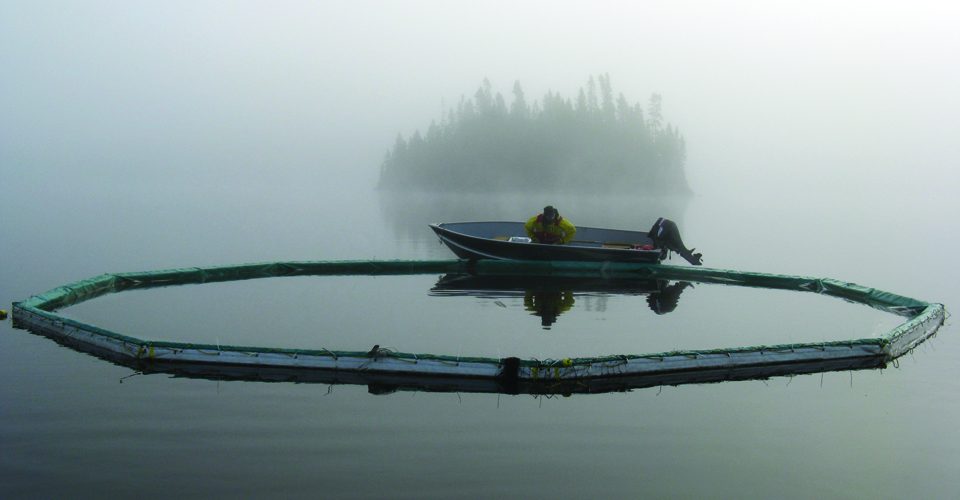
[429,274,693,329]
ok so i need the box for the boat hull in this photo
[429,273,664,296]
[429,221,664,263]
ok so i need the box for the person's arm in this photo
[524,216,537,240]
[560,219,576,244]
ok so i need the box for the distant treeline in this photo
[378,75,689,194]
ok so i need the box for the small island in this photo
[378,75,690,194]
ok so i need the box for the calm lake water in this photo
[1,179,957,499]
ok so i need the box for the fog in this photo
[3,4,960,496]
[3,1,958,198]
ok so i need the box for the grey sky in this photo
[2,1,957,194]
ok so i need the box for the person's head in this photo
[542,205,558,223]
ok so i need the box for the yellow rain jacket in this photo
[524,214,576,244]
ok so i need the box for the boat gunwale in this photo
[429,222,663,259]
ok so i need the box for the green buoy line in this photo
[10,259,946,386]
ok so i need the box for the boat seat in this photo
[497,235,631,248]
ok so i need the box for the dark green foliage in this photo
[378,75,690,194]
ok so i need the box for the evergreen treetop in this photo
[379,75,689,194]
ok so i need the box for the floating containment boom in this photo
[11,260,945,393]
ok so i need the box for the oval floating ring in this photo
[11,260,945,390]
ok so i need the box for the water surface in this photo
[1,182,957,499]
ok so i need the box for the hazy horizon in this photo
[2,4,959,497]
[3,1,958,198]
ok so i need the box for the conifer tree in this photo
[377,76,690,194]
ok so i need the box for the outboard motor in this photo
[648,217,703,265]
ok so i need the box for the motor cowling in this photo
[648,217,703,265]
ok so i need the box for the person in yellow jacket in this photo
[525,205,576,244]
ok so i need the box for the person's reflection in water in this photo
[524,289,575,330]
[647,281,693,315]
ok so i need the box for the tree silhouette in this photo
[378,74,690,194]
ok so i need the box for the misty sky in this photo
[2,1,958,196]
